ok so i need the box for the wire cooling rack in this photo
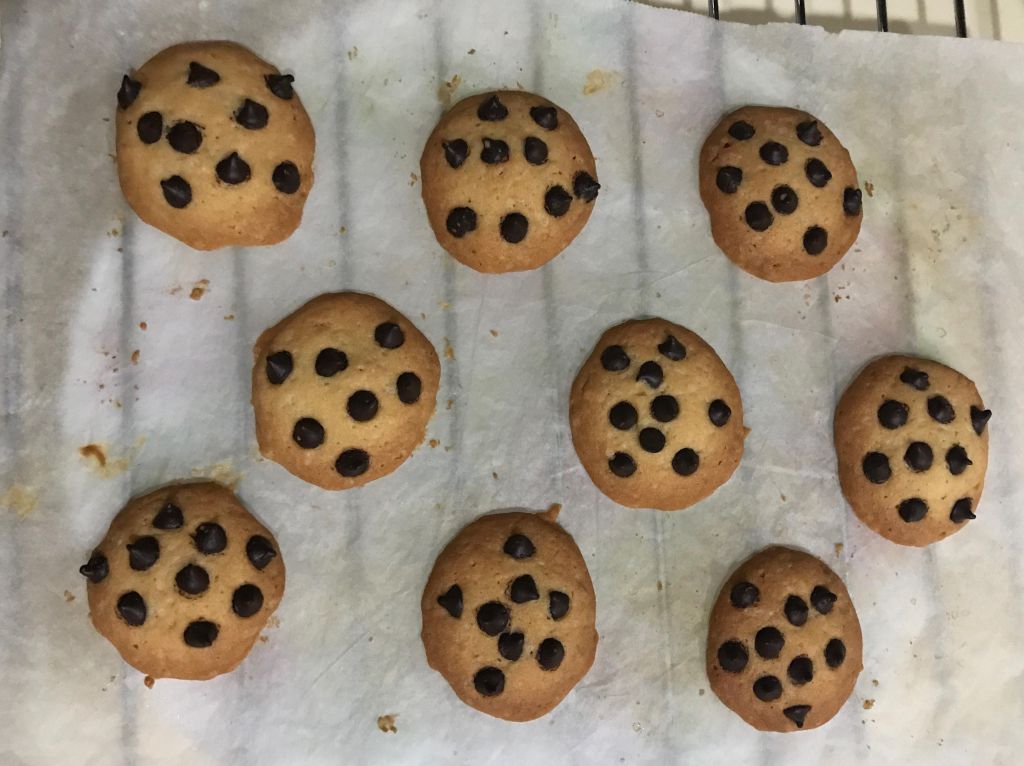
[706,0,969,36]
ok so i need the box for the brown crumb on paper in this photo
[444,339,454,360]
[657,580,663,591]
[438,300,450,310]
[64,590,75,603]
[467,48,475,55]
[139,321,147,330]
[489,329,498,337]
[347,47,358,61]
[409,173,418,186]
[698,688,705,696]
[582,69,619,95]
[190,279,209,301]
[144,676,155,689]
[79,444,107,468]
[492,471,498,480]
[1,485,39,519]
[863,699,875,710]
[429,439,440,448]
[835,543,844,557]
[377,714,398,733]
[131,350,140,365]
[872,679,879,687]
[224,314,235,321]
[864,181,874,197]
[437,73,461,108]
[446,399,454,410]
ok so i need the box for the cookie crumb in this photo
[223,314,235,321]
[79,444,107,467]
[409,173,418,186]
[339,226,347,235]
[656,580,663,591]
[131,350,140,365]
[347,47,358,60]
[655,109,664,118]
[444,339,454,360]
[489,329,499,337]
[438,300,451,310]
[446,399,454,410]
[872,679,879,686]
[144,676,155,689]
[863,699,874,710]
[582,69,619,95]
[139,321,147,330]
[64,590,75,603]
[864,181,874,197]
[834,542,844,557]
[698,688,705,696]
[190,279,210,301]
[780,494,786,502]
[437,73,461,107]
[467,48,476,55]
[429,439,440,448]
[377,714,398,733]
[492,471,498,480]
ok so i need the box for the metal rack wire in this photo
[706,0,969,37]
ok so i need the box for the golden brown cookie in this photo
[79,482,285,681]
[421,506,598,722]
[707,547,863,732]
[569,317,745,511]
[835,354,991,547]
[420,90,599,273]
[699,106,862,282]
[115,41,315,250]
[251,292,440,490]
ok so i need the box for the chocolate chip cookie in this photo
[835,354,991,547]
[420,90,600,273]
[116,41,315,250]
[421,506,598,721]
[699,106,862,282]
[252,292,440,490]
[707,547,863,732]
[79,481,285,681]
[569,317,746,511]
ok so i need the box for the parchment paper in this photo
[2,0,1024,764]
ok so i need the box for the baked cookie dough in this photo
[707,547,863,732]
[699,106,862,282]
[116,41,315,249]
[252,292,440,490]
[569,317,745,511]
[835,354,991,546]
[421,506,598,721]
[79,481,285,681]
[420,90,599,273]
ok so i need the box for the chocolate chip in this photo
[811,585,837,614]
[537,638,565,670]
[175,564,209,595]
[272,161,301,194]
[265,73,294,100]
[474,667,505,696]
[293,417,325,448]
[796,120,822,146]
[609,401,638,430]
[927,395,955,424]
[117,75,142,109]
[900,367,930,390]
[639,427,666,453]
[718,641,748,673]
[336,449,370,477]
[970,406,992,435]
[184,620,218,648]
[862,452,891,484]
[397,372,422,404]
[442,139,468,168]
[803,226,828,255]
[375,322,405,349]
[246,535,277,570]
[788,655,814,685]
[216,152,251,184]
[477,95,508,121]
[153,503,184,530]
[672,448,699,476]
[500,213,529,243]
[117,592,146,626]
[843,187,863,216]
[950,497,976,523]
[347,390,379,422]
[232,584,264,618]
[530,105,558,130]
[730,581,759,608]
[651,395,679,423]
[636,361,663,388]
[744,202,773,231]
[161,176,192,208]
[498,632,524,661]
[658,335,686,361]
[728,121,754,140]
[760,141,788,165]
[127,536,160,571]
[437,585,463,618]
[315,348,348,376]
[446,207,477,237]
[187,61,220,87]
[510,575,539,603]
[601,345,630,371]
[753,675,782,702]
[877,400,908,429]
[609,452,637,477]
[167,121,202,154]
[755,626,784,659]
[785,595,809,626]
[945,445,972,475]
[194,523,227,554]
[544,186,572,217]
[235,98,269,129]
[771,185,798,215]
[904,441,933,472]
[573,171,600,202]
[898,498,928,523]
[549,591,570,620]
[524,137,548,165]
[708,400,731,427]
[825,638,846,668]
[79,552,109,583]
[784,705,812,728]
[805,158,832,187]
[716,166,742,194]
[266,350,293,384]
[137,111,163,144]
[476,601,509,636]
[504,534,535,559]
[481,138,509,164]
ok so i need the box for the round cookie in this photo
[699,106,863,282]
[115,41,315,250]
[835,354,991,547]
[420,90,600,273]
[707,547,863,732]
[251,292,440,490]
[421,506,598,721]
[569,317,745,511]
[79,481,285,681]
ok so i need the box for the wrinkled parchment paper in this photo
[2,0,1024,763]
